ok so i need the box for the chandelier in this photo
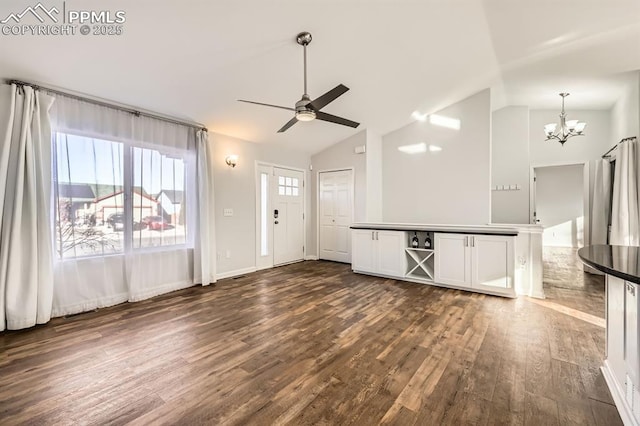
[544,93,586,145]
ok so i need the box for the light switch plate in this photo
[223,208,233,217]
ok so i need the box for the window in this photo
[278,176,299,196]
[260,172,268,256]
[54,132,191,259]
[133,147,187,248]
[55,133,125,258]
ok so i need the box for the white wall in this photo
[610,71,640,144]
[382,89,492,224]
[211,132,311,276]
[529,109,612,166]
[365,129,383,222]
[491,106,530,224]
[535,164,584,247]
[308,130,367,257]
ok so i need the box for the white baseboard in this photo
[528,291,546,299]
[304,255,319,261]
[602,361,638,426]
[216,267,257,280]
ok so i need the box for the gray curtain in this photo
[611,138,639,246]
[590,159,612,245]
[0,84,55,331]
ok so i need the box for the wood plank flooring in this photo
[0,248,622,425]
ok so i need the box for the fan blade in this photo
[277,117,298,133]
[238,100,295,111]
[308,84,349,111]
[315,111,359,128]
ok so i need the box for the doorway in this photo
[256,163,305,270]
[318,169,354,263]
[533,163,587,248]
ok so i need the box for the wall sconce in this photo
[225,155,238,168]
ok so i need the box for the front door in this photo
[273,167,304,265]
[319,170,353,263]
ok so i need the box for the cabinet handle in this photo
[376,232,379,240]
[372,231,374,240]
[471,236,475,247]
[464,236,468,247]
[628,283,636,296]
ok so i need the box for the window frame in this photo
[52,130,194,261]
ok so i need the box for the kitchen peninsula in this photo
[579,245,640,426]
[351,223,543,298]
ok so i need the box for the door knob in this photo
[275,220,279,224]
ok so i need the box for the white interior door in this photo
[273,167,304,266]
[319,170,353,263]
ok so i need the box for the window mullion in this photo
[123,143,133,253]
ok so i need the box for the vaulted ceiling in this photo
[0,0,639,153]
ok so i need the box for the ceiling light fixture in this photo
[295,108,316,122]
[544,93,586,145]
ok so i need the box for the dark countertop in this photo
[350,222,519,236]
[578,245,640,285]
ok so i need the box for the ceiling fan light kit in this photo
[238,32,360,133]
[544,93,586,145]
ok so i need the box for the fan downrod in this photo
[296,32,312,46]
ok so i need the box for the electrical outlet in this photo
[223,208,233,217]
[225,250,231,259]
[216,252,222,261]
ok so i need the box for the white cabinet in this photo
[434,234,470,286]
[351,230,405,278]
[434,233,515,296]
[352,230,376,273]
[471,235,514,294]
[605,276,640,424]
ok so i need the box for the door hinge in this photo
[533,177,536,182]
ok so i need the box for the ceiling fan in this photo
[238,32,360,133]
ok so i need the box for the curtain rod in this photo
[5,79,208,132]
[602,136,637,159]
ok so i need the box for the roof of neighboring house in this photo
[57,183,152,202]
[94,189,158,204]
[57,183,95,200]
[88,184,150,199]
[156,190,184,204]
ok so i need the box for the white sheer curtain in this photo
[194,130,216,286]
[611,138,640,246]
[49,93,215,316]
[590,159,612,245]
[0,84,55,331]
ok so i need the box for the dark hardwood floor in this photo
[0,249,622,425]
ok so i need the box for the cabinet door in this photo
[434,233,471,287]
[608,276,627,387]
[351,230,376,273]
[376,231,406,278]
[625,281,639,385]
[471,235,515,295]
